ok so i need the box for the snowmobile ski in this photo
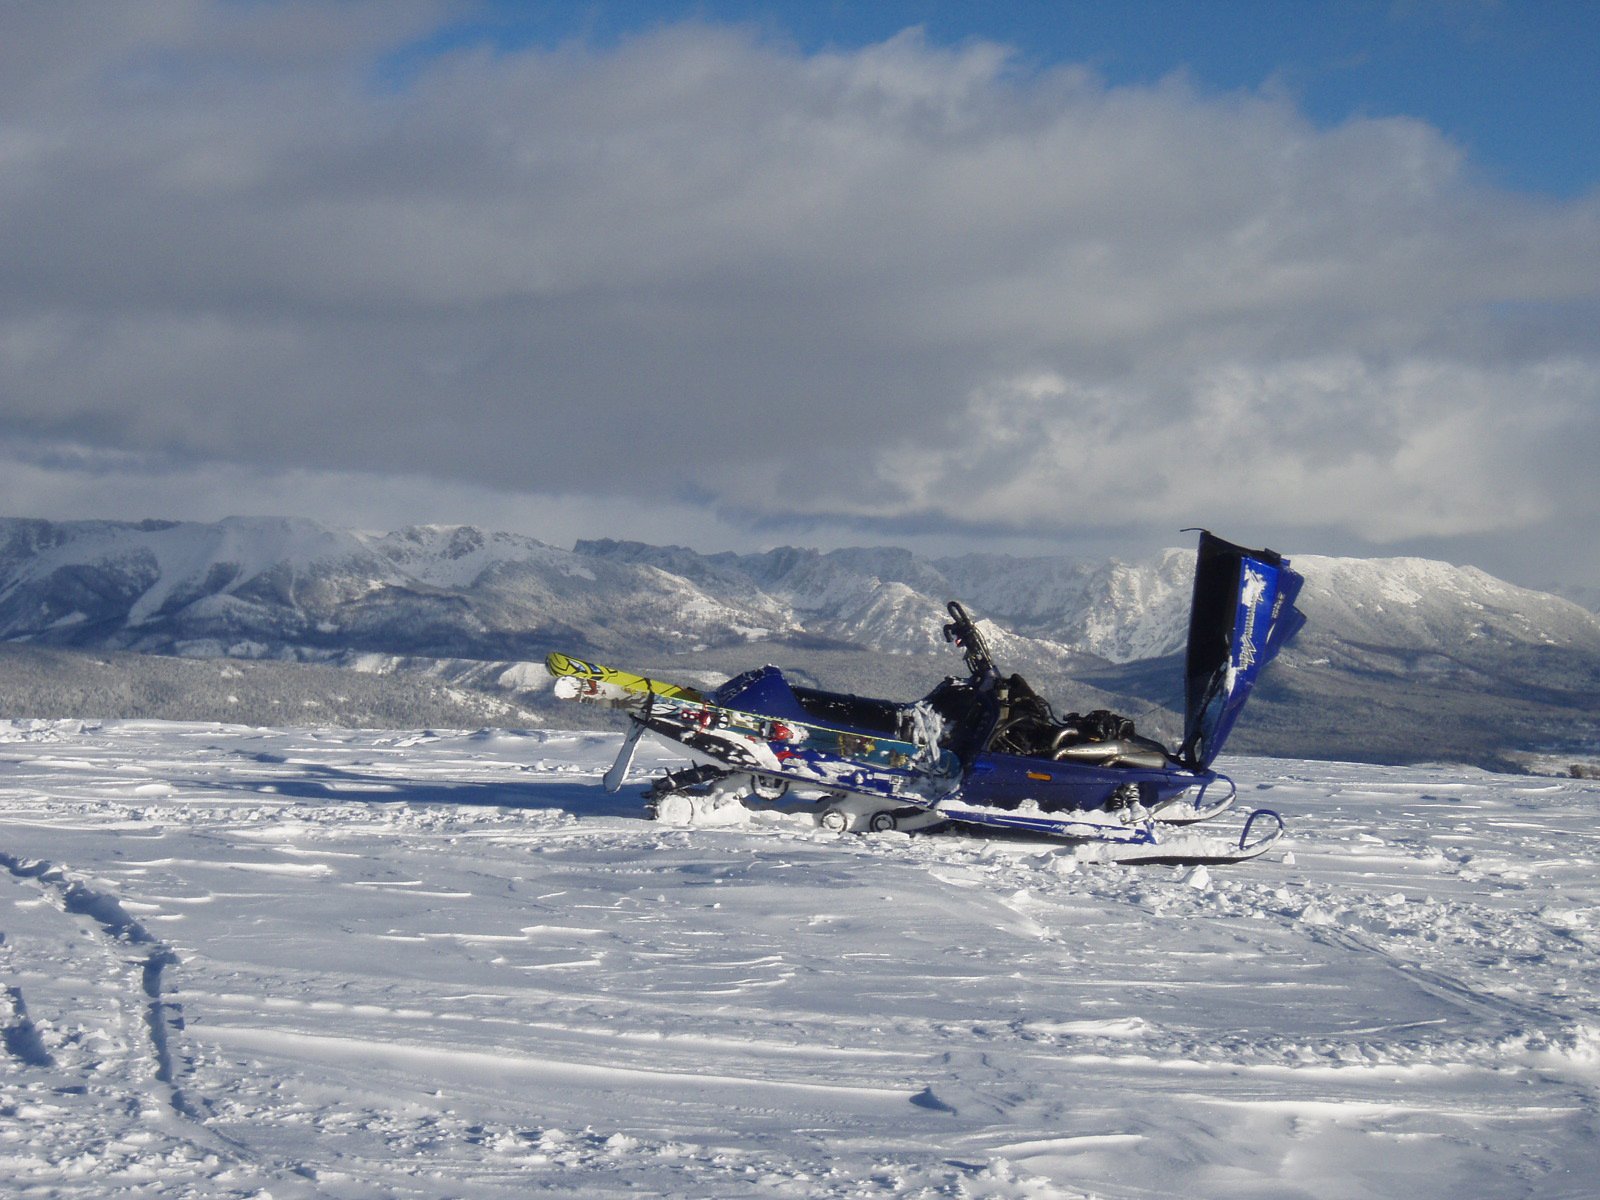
[547,652,705,703]
[1069,808,1286,866]
[1147,775,1237,824]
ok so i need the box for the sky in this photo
[1,1,1597,587]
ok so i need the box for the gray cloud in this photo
[1,5,1596,583]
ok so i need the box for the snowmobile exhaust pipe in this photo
[1052,741,1170,769]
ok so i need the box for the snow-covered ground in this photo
[2,720,1599,1199]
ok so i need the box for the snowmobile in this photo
[547,530,1306,865]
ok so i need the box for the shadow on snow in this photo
[178,752,650,822]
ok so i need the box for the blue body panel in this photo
[958,750,1203,811]
[711,665,815,726]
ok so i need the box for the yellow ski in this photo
[545,652,705,703]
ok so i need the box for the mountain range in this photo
[1,515,1596,771]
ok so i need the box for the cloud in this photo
[0,5,1595,581]
[0,433,770,553]
[876,356,1600,541]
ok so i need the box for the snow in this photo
[494,662,549,689]
[3,719,1600,1198]
[361,525,587,589]
[1,516,396,631]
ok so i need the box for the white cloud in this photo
[0,435,770,552]
[0,5,1595,582]
[877,356,1598,544]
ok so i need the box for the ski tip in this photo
[546,651,583,678]
[1238,808,1285,853]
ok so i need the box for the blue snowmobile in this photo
[549,531,1305,865]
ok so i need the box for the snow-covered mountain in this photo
[1292,554,1600,653]
[574,538,1194,663]
[0,517,786,661]
[1,515,1597,767]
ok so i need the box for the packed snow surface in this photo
[2,720,1599,1199]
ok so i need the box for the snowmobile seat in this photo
[790,686,906,737]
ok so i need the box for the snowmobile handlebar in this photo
[943,601,998,680]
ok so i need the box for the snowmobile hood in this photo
[1179,531,1306,770]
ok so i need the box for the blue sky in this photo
[1,1,1597,588]
[407,1,1600,196]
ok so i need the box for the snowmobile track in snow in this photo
[0,843,289,1195]
[0,850,190,1105]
